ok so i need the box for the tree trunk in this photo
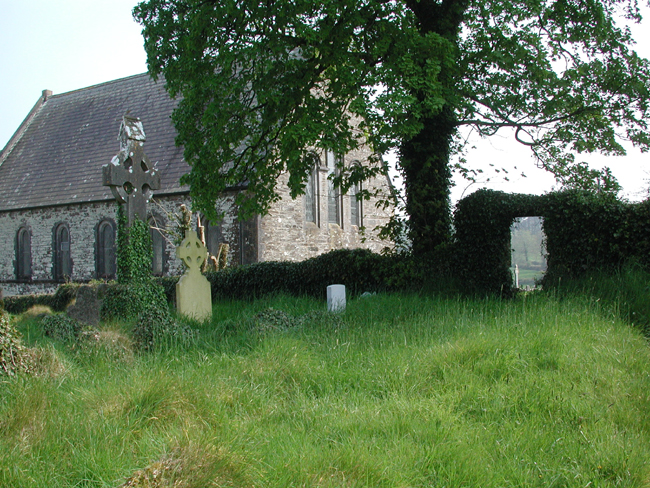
[401,0,467,259]
[400,109,455,258]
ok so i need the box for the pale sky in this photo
[1,0,648,204]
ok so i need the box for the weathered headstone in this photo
[102,116,161,226]
[176,230,212,321]
[327,284,346,313]
[66,284,108,326]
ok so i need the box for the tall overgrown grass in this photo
[547,260,650,335]
[1,291,649,487]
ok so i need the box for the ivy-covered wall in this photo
[454,189,650,295]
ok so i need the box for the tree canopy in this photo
[134,0,650,256]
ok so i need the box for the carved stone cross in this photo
[102,116,161,226]
[176,230,208,275]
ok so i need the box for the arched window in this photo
[240,217,258,265]
[350,181,362,228]
[349,160,363,228]
[149,215,166,276]
[204,219,224,258]
[305,153,320,225]
[96,219,116,280]
[326,151,342,225]
[53,223,72,281]
[15,226,32,281]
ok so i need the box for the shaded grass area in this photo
[2,293,650,487]
[548,261,650,337]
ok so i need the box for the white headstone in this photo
[327,284,346,313]
[515,264,519,288]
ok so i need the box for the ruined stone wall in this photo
[259,147,393,262]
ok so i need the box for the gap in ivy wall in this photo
[511,216,547,288]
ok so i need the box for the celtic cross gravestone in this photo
[102,116,161,226]
[176,230,213,321]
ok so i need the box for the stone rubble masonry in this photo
[0,151,393,296]
[259,147,393,262]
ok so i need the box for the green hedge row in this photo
[157,248,433,303]
[454,189,650,295]
[2,284,80,315]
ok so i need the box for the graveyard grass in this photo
[2,290,650,487]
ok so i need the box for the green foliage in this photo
[135,0,650,255]
[132,304,194,352]
[101,283,169,323]
[206,248,433,300]
[117,206,154,284]
[155,276,179,305]
[454,189,650,295]
[107,204,169,322]
[2,284,80,315]
[156,248,457,304]
[542,190,635,283]
[0,310,32,376]
[454,190,542,295]
[40,314,82,343]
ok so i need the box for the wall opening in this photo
[510,216,546,289]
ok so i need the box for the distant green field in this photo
[511,267,545,287]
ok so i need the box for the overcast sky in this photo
[1,0,648,203]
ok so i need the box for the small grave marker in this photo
[327,284,346,313]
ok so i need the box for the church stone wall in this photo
[259,149,393,262]
[0,166,393,297]
[0,194,246,297]
[0,201,120,296]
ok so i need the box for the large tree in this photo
[134,0,650,257]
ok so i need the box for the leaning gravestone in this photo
[176,230,212,321]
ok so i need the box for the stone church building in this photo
[0,73,393,296]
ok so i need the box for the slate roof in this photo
[0,73,189,212]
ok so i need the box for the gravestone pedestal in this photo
[176,230,212,321]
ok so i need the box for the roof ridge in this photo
[48,72,156,99]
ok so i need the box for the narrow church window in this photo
[149,216,165,276]
[204,219,224,258]
[240,217,258,265]
[96,219,116,280]
[53,223,72,281]
[350,181,362,228]
[16,226,32,281]
[326,151,342,225]
[305,153,320,225]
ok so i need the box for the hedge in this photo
[454,189,650,295]
[2,284,80,315]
